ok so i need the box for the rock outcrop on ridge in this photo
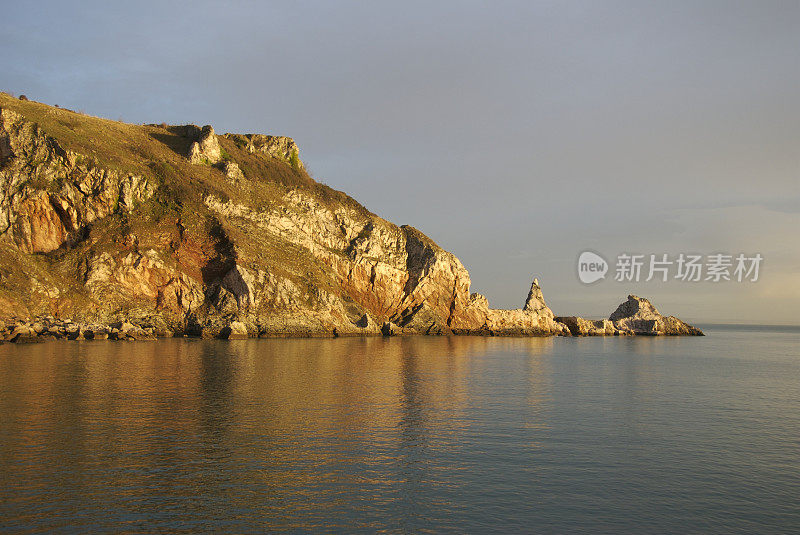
[0,93,701,341]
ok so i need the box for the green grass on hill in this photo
[0,91,371,219]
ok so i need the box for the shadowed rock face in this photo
[0,94,700,339]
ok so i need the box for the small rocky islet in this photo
[0,93,702,343]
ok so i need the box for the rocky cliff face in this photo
[0,93,569,338]
[0,108,154,254]
[0,93,700,340]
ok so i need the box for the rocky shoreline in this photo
[1,295,703,344]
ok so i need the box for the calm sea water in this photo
[1,326,798,533]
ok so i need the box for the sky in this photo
[1,1,798,324]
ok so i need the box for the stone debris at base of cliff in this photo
[0,315,343,343]
[0,317,161,343]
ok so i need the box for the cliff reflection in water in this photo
[0,336,554,531]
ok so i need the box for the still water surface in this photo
[1,327,799,533]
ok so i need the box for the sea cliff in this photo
[0,93,701,341]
